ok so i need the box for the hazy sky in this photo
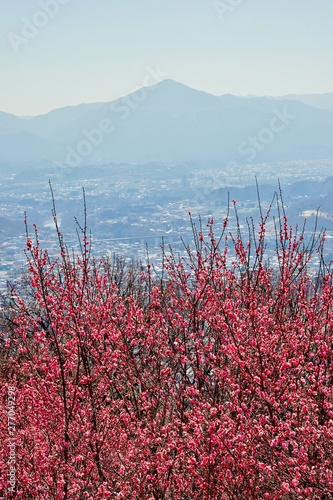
[1,0,332,115]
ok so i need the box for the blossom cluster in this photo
[1,199,332,498]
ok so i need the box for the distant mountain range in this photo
[1,80,333,167]
[272,93,333,112]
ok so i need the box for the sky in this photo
[0,0,332,116]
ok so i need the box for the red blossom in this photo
[1,195,333,498]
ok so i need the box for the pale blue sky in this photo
[0,0,332,115]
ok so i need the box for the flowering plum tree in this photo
[1,190,333,498]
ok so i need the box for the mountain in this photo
[274,93,333,112]
[1,80,333,167]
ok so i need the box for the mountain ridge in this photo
[1,79,333,166]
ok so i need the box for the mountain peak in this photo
[1,82,333,165]
[149,79,211,96]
